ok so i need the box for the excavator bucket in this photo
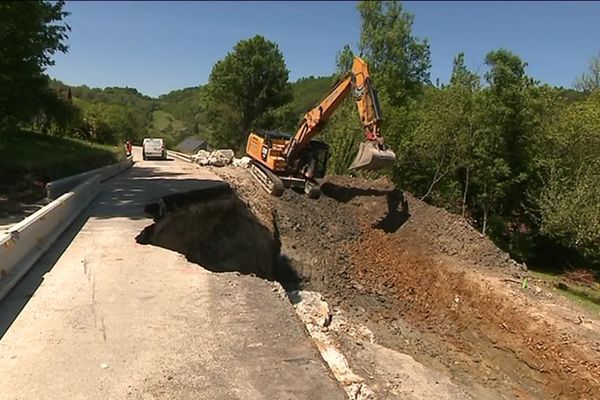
[349,141,396,171]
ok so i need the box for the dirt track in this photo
[208,166,600,400]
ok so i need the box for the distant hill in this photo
[289,75,337,119]
[46,74,337,147]
[158,86,204,125]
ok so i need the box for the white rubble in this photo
[191,149,236,167]
[288,290,376,400]
[191,149,211,165]
[232,156,252,168]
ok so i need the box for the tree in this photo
[34,88,82,136]
[335,45,354,75]
[449,53,480,217]
[357,0,431,106]
[0,1,70,132]
[574,51,600,92]
[392,55,480,210]
[470,49,533,233]
[532,92,600,264]
[323,1,431,175]
[203,35,291,150]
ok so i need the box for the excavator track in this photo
[250,161,285,197]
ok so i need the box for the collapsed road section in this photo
[137,182,279,280]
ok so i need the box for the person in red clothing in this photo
[125,140,132,156]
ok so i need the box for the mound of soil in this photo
[207,167,600,400]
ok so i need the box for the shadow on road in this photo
[0,162,225,334]
[91,165,225,220]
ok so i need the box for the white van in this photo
[142,138,166,160]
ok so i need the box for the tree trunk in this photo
[462,167,470,218]
[482,204,488,235]
[420,168,440,202]
[421,165,450,202]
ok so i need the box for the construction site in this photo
[2,2,600,399]
[136,160,600,400]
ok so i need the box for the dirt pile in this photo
[209,166,600,400]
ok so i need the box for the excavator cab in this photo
[301,140,330,179]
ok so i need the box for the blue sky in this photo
[47,1,600,97]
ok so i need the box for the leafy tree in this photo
[532,92,600,263]
[574,51,600,92]
[204,35,291,150]
[35,88,82,135]
[449,53,480,216]
[335,45,355,75]
[357,0,431,106]
[322,1,431,175]
[470,49,533,233]
[0,1,70,132]
[394,55,480,209]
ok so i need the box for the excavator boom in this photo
[285,56,396,172]
[245,56,396,197]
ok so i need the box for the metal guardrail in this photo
[46,156,134,200]
[0,176,102,301]
[167,150,192,162]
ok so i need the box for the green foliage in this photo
[51,81,157,145]
[0,130,122,183]
[357,0,431,106]
[0,1,70,132]
[158,86,204,131]
[532,92,600,263]
[283,75,337,130]
[336,45,354,75]
[33,87,82,136]
[321,100,364,174]
[574,51,600,92]
[204,35,292,151]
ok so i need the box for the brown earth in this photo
[203,166,600,399]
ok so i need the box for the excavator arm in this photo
[284,56,395,171]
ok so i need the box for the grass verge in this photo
[0,130,124,185]
[530,270,600,314]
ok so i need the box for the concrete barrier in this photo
[0,176,102,301]
[46,156,134,200]
[167,150,192,163]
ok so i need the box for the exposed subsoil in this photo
[203,166,600,400]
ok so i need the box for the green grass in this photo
[146,110,190,148]
[148,110,187,133]
[0,130,124,184]
[530,271,600,314]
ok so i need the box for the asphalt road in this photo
[0,148,345,400]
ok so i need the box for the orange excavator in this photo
[245,56,396,198]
